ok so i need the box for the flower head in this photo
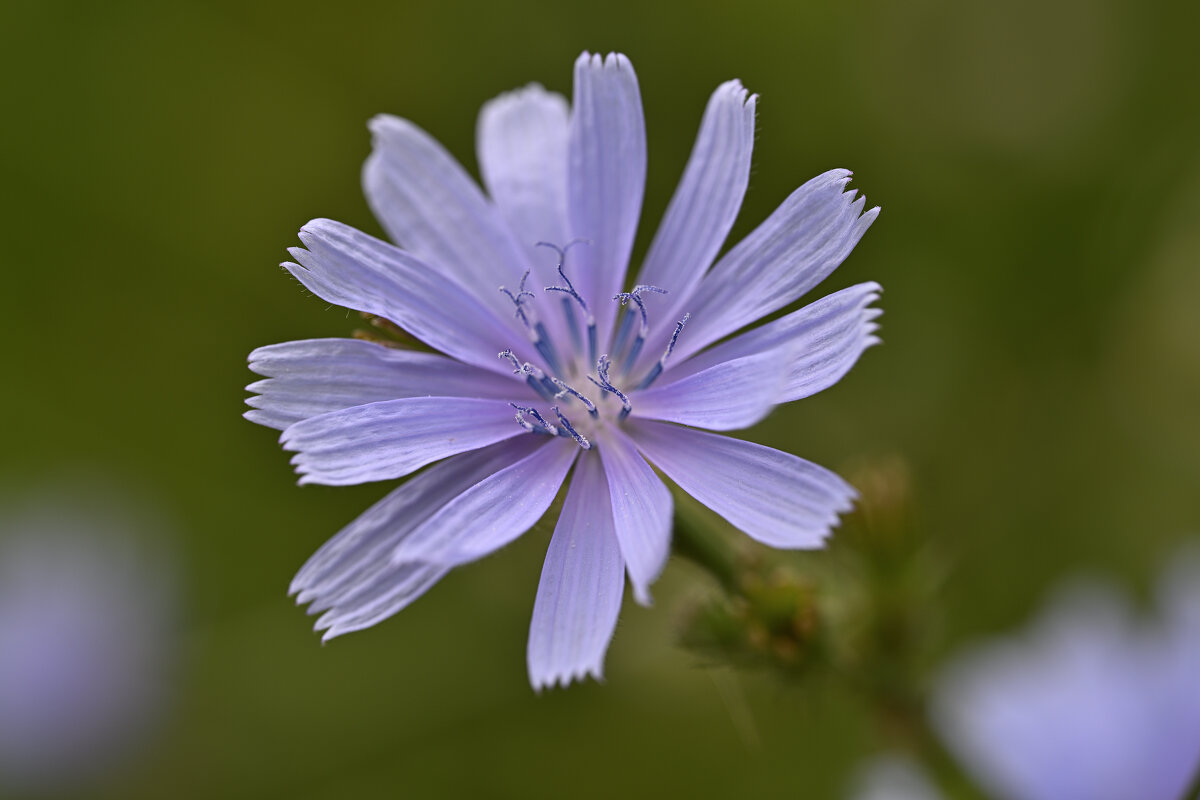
[0,500,174,791]
[246,52,881,689]
[932,548,1200,800]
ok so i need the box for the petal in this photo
[284,219,523,373]
[310,565,446,642]
[567,52,647,343]
[290,439,540,640]
[629,420,856,549]
[668,282,883,404]
[597,426,672,606]
[280,397,524,486]
[629,346,789,431]
[662,170,879,366]
[362,114,529,314]
[391,437,578,565]
[637,80,756,312]
[476,84,571,290]
[245,338,524,430]
[527,452,625,690]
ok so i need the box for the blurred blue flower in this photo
[0,501,174,791]
[247,52,880,689]
[848,755,944,800]
[933,548,1200,800]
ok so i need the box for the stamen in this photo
[611,307,638,360]
[552,406,591,450]
[636,313,691,391]
[520,362,558,402]
[665,312,690,360]
[531,321,565,377]
[613,285,666,336]
[612,285,667,365]
[501,351,556,401]
[539,239,596,363]
[587,354,632,420]
[511,403,558,436]
[551,378,598,418]
[560,297,584,356]
[498,270,536,328]
[539,240,590,314]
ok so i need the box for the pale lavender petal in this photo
[637,80,756,316]
[630,420,855,548]
[280,397,523,486]
[284,219,521,373]
[391,437,578,565]
[362,114,529,317]
[245,338,523,430]
[630,347,789,431]
[527,452,625,690]
[669,282,883,404]
[291,439,541,640]
[597,427,672,606]
[477,84,571,291]
[568,52,646,343]
[663,170,879,366]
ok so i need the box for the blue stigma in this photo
[498,349,522,373]
[511,403,558,436]
[500,350,558,401]
[552,406,591,450]
[588,354,632,420]
[539,240,590,314]
[498,270,536,328]
[551,378,598,418]
[612,285,666,365]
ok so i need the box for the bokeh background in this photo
[1,0,1198,797]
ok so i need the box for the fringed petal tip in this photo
[575,51,634,73]
[715,78,758,109]
[530,664,605,693]
[630,582,654,608]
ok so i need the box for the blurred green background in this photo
[1,0,1198,796]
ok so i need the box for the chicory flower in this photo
[247,52,880,689]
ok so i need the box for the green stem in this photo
[672,513,741,595]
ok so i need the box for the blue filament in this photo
[521,362,558,402]
[532,321,564,376]
[611,307,638,360]
[561,297,583,356]
[635,313,691,391]
[552,406,591,450]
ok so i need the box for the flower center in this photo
[496,243,690,450]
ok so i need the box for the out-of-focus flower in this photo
[0,503,175,792]
[247,52,880,689]
[848,755,945,800]
[932,548,1200,800]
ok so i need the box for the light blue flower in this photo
[848,755,945,800]
[0,499,174,791]
[932,548,1200,800]
[246,52,880,689]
